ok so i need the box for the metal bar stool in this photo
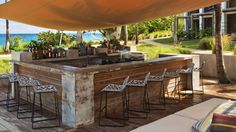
[0,73,12,106]
[126,72,150,118]
[6,73,20,112]
[99,76,129,127]
[17,76,41,119]
[147,69,167,110]
[178,63,195,96]
[31,85,60,129]
[164,69,181,103]
[193,61,206,94]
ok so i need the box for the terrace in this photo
[0,79,235,131]
[0,0,235,132]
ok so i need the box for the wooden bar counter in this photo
[13,54,199,128]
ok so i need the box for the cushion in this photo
[131,115,197,132]
[175,98,227,120]
[210,113,236,132]
[192,100,236,132]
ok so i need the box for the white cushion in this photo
[130,115,197,132]
[175,98,227,120]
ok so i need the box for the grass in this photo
[180,39,200,49]
[137,43,191,60]
[154,37,200,49]
[154,37,174,44]
[0,54,12,74]
[138,30,172,40]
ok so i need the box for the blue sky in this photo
[0,0,75,34]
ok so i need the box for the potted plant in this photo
[96,40,108,54]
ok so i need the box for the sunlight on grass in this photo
[154,37,174,44]
[180,39,200,49]
[0,54,12,74]
[137,43,191,59]
[155,37,201,49]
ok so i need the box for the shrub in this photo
[0,46,5,53]
[13,43,29,51]
[199,37,214,50]
[177,48,192,54]
[234,45,236,55]
[199,35,234,53]
[222,35,234,51]
[199,28,213,38]
[10,36,22,50]
[10,36,30,51]
[0,60,11,73]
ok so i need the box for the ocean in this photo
[0,32,104,47]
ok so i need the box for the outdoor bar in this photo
[12,52,199,128]
[1,0,230,131]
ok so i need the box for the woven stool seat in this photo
[148,75,164,82]
[165,71,179,78]
[127,80,145,87]
[18,76,40,87]
[102,84,126,92]
[178,68,193,74]
[0,74,11,79]
[8,73,19,83]
[33,85,57,93]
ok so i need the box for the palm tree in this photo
[124,25,128,45]
[77,31,83,44]
[214,4,231,84]
[135,24,139,45]
[173,16,178,43]
[5,0,10,52]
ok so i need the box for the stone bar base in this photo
[13,54,199,128]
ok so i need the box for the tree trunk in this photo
[135,24,139,45]
[124,25,128,45]
[76,31,83,44]
[5,19,10,52]
[214,4,231,84]
[116,26,122,39]
[59,30,63,46]
[173,16,178,43]
[5,0,10,52]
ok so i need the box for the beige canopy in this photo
[0,0,224,30]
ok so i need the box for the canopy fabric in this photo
[0,0,224,31]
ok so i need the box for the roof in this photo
[0,0,224,30]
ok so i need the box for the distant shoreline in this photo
[0,32,104,46]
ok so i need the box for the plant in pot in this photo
[96,40,108,54]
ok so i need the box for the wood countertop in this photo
[13,54,197,75]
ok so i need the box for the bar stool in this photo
[6,73,19,112]
[31,85,60,129]
[99,76,129,127]
[194,61,206,94]
[17,76,41,119]
[164,69,181,103]
[178,63,195,95]
[126,72,150,118]
[147,69,167,110]
[0,73,12,106]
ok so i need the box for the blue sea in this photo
[0,32,104,47]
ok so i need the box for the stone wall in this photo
[194,53,236,80]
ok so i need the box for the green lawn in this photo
[137,43,191,60]
[180,39,200,49]
[154,37,174,44]
[0,54,12,74]
[154,37,200,49]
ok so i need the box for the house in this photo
[183,0,236,36]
